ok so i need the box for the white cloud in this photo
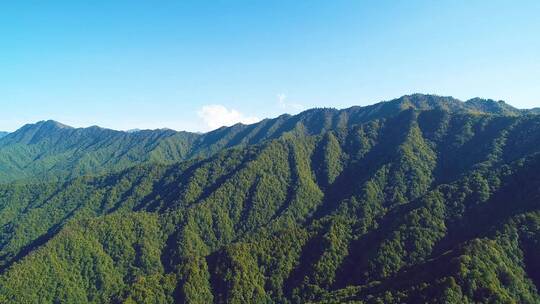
[198,105,259,131]
[277,93,304,112]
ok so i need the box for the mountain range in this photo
[0,94,539,303]
[0,94,534,184]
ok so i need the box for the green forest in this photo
[0,95,539,303]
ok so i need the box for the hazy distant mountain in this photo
[0,132,8,138]
[0,120,198,182]
[1,95,540,303]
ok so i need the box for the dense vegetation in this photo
[0,95,539,303]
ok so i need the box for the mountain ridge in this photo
[0,105,540,302]
[4,94,535,137]
[0,94,537,184]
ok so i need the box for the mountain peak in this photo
[464,97,520,115]
[391,94,463,110]
[35,120,73,130]
[377,94,525,116]
[0,120,75,145]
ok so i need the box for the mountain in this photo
[0,132,8,138]
[0,94,536,183]
[463,97,521,115]
[0,120,199,183]
[0,96,539,303]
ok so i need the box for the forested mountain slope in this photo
[0,132,7,139]
[0,103,539,303]
[0,94,532,183]
[0,121,198,183]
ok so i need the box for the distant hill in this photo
[0,120,199,182]
[0,132,8,138]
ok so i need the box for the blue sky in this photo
[1,1,539,132]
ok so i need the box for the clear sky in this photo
[1,1,539,132]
